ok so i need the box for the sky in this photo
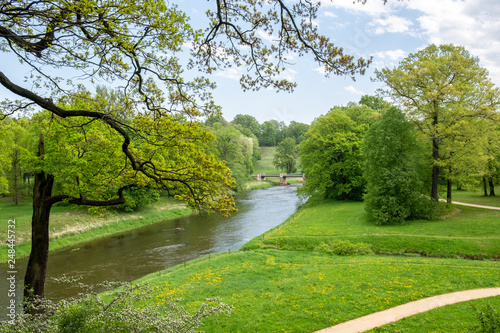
[1,1,499,125]
[182,0,500,124]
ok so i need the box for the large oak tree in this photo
[0,0,373,303]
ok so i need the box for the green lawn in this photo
[253,146,278,174]
[444,186,500,207]
[135,250,499,333]
[244,199,500,259]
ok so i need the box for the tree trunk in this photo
[447,178,452,205]
[489,178,496,196]
[24,135,55,305]
[483,177,488,196]
[431,137,439,201]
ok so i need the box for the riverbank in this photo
[0,196,193,262]
[131,190,500,332]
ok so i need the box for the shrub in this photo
[314,240,373,256]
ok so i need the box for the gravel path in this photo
[314,286,500,332]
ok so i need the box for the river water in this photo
[1,184,302,318]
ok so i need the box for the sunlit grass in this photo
[244,199,500,259]
[253,146,278,174]
[135,250,500,333]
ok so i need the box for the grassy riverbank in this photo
[127,191,499,332]
[0,196,193,262]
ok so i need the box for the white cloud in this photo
[401,0,500,85]
[323,11,337,18]
[257,30,277,43]
[313,66,327,75]
[370,15,412,34]
[375,49,407,61]
[345,85,363,95]
[216,68,243,80]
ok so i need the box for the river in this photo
[1,184,302,319]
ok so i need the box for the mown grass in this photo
[0,196,193,262]
[134,250,499,333]
[244,199,500,259]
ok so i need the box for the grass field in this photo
[253,146,278,174]
[134,250,499,332]
[124,192,500,332]
[0,196,193,262]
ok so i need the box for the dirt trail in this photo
[314,288,500,333]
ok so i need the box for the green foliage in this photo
[120,187,160,212]
[231,114,261,138]
[285,121,310,144]
[314,240,373,255]
[1,279,232,333]
[299,106,373,201]
[363,107,434,225]
[376,44,500,201]
[468,303,500,333]
[273,137,298,173]
[208,122,255,192]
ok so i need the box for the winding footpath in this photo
[315,200,500,333]
[315,288,500,333]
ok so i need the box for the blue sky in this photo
[2,1,499,125]
[183,0,500,124]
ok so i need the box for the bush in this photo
[314,240,373,256]
[120,187,160,212]
[1,278,233,333]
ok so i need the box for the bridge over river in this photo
[252,173,304,185]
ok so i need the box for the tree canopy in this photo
[375,44,500,202]
[363,107,433,225]
[298,105,376,201]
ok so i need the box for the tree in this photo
[0,0,373,302]
[285,121,310,144]
[298,107,370,201]
[209,122,254,191]
[358,95,390,111]
[231,114,261,138]
[273,137,298,173]
[363,107,434,225]
[375,44,500,203]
